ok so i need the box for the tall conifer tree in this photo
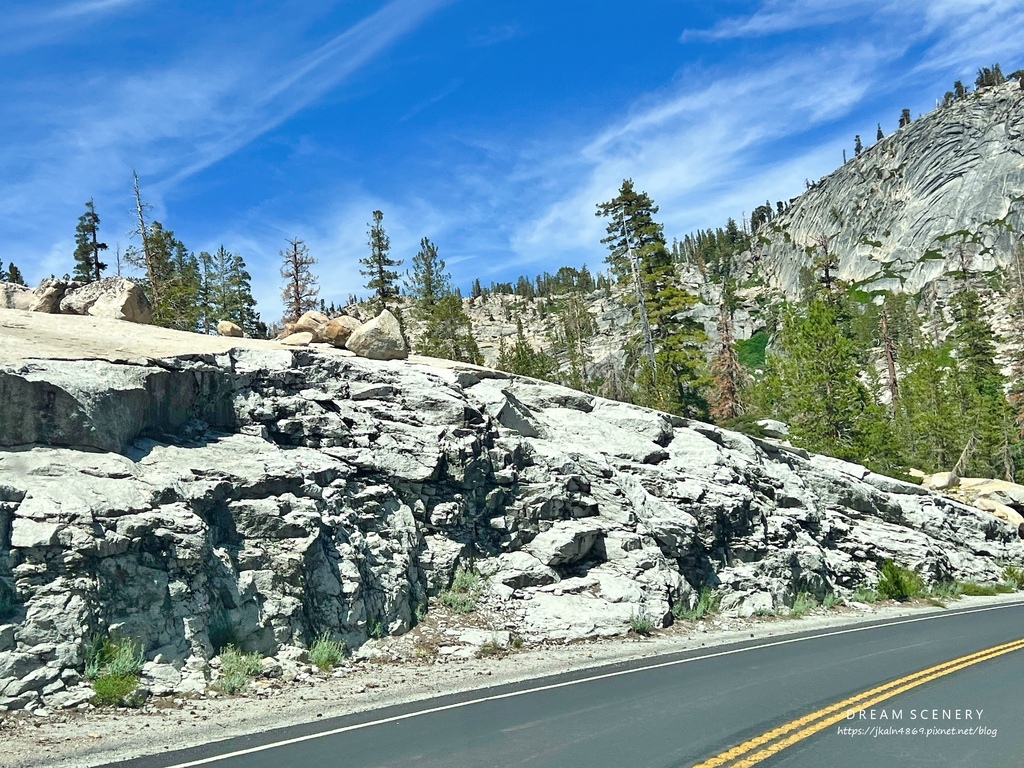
[72,199,108,282]
[280,238,319,324]
[360,210,402,320]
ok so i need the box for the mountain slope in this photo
[756,81,1024,298]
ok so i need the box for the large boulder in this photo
[217,320,244,338]
[477,551,560,588]
[293,311,330,341]
[345,310,408,360]
[29,279,74,313]
[0,282,32,311]
[280,331,314,347]
[525,521,604,567]
[322,316,362,348]
[59,277,152,324]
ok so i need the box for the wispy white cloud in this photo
[29,0,144,24]
[0,0,452,283]
[513,0,1024,272]
[469,24,520,47]
[683,0,875,41]
[510,46,880,263]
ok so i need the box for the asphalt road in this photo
[111,601,1024,768]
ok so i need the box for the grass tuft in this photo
[672,587,721,621]
[789,592,818,617]
[850,586,879,603]
[309,632,347,671]
[822,592,841,610]
[91,673,143,707]
[1002,565,1024,590]
[958,581,1015,597]
[438,566,485,614]
[929,581,962,600]
[85,634,145,707]
[628,610,656,636]
[213,645,262,695]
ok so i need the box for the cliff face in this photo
[1,314,1021,711]
[757,82,1024,297]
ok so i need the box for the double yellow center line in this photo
[693,636,1024,767]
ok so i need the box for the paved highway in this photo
[112,601,1024,768]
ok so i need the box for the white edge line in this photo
[160,601,1024,767]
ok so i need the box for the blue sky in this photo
[2,0,1022,320]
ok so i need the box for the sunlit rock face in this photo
[1,346,1021,710]
[757,82,1024,298]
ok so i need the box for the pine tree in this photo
[757,297,899,473]
[280,238,319,323]
[899,108,912,128]
[417,295,482,364]
[125,220,176,326]
[949,287,1012,477]
[596,179,660,371]
[496,318,556,380]
[854,135,863,156]
[597,179,708,417]
[6,263,25,285]
[894,342,963,473]
[954,80,968,99]
[406,237,448,314]
[709,304,746,422]
[72,199,108,282]
[877,123,884,141]
[360,210,402,318]
[126,170,163,311]
[0,263,7,282]
[224,251,262,336]
[161,241,203,332]
[407,238,480,364]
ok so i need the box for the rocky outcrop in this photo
[0,346,1021,711]
[2,280,78,314]
[0,283,32,311]
[59,277,152,324]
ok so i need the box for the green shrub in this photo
[85,634,143,680]
[736,330,769,370]
[850,587,878,603]
[929,581,962,600]
[876,560,925,602]
[958,581,1015,596]
[309,632,347,671]
[672,587,721,621]
[1003,566,1024,590]
[91,673,142,707]
[213,645,261,695]
[84,633,145,706]
[106,637,144,677]
[822,592,841,610]
[628,611,656,635]
[790,592,818,617]
[438,566,485,614]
